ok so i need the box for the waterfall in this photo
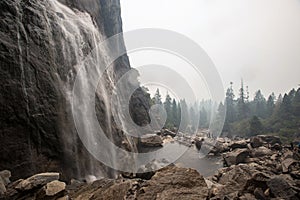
[16,0,29,117]
[46,0,119,179]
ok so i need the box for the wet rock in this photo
[223,148,249,166]
[162,129,177,137]
[210,140,230,155]
[0,0,148,181]
[0,183,5,196]
[0,170,11,186]
[15,173,59,191]
[0,170,11,195]
[140,134,163,147]
[195,138,205,151]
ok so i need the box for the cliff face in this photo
[0,0,149,180]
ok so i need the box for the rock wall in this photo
[0,0,149,181]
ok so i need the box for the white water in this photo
[16,0,29,117]
[47,0,119,178]
[13,0,133,179]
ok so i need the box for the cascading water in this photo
[0,0,145,180]
[45,0,122,179]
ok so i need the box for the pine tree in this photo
[225,82,236,123]
[199,107,208,128]
[237,79,248,119]
[292,88,300,117]
[253,90,267,118]
[279,93,292,119]
[189,106,197,132]
[249,116,263,136]
[179,99,189,132]
[177,102,181,128]
[266,93,275,117]
[172,99,178,127]
[154,88,162,104]
[163,93,173,128]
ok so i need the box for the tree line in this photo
[217,81,300,142]
[149,83,300,142]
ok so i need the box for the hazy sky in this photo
[120,0,300,100]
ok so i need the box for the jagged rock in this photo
[267,176,298,199]
[239,193,256,200]
[253,187,266,200]
[70,178,133,200]
[0,170,11,186]
[137,166,209,200]
[290,170,300,179]
[271,143,282,151]
[223,148,249,166]
[218,164,256,186]
[210,141,230,155]
[281,158,298,173]
[250,146,273,157]
[162,129,177,137]
[257,135,282,145]
[44,180,66,196]
[15,173,59,191]
[230,140,248,150]
[140,134,163,147]
[250,135,281,149]
[0,170,11,195]
[243,172,270,195]
[36,180,66,199]
[250,136,264,148]
[0,183,5,196]
[0,0,149,181]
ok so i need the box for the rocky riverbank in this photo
[1,135,300,200]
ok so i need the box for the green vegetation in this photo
[149,85,300,143]
[216,83,300,143]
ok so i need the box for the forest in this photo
[151,83,300,143]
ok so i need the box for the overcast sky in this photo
[120,0,300,100]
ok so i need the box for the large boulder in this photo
[137,166,209,200]
[70,166,209,200]
[15,173,59,191]
[250,136,264,148]
[140,134,163,147]
[250,146,273,158]
[211,164,261,198]
[230,140,248,150]
[70,178,133,200]
[162,129,177,137]
[223,149,249,166]
[250,135,281,149]
[36,180,66,199]
[267,176,298,199]
[0,170,11,195]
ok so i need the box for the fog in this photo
[120,0,300,100]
